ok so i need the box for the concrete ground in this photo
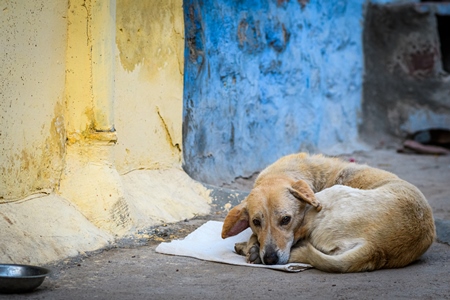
[2,150,450,300]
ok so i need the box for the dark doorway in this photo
[437,15,450,73]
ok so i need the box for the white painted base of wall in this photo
[0,169,211,266]
[0,194,113,265]
[123,169,211,229]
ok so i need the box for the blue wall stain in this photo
[182,0,365,185]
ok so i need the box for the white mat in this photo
[155,220,312,273]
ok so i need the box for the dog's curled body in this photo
[222,153,435,273]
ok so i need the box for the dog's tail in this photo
[301,242,383,273]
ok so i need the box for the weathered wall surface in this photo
[182,0,367,186]
[0,195,113,265]
[114,0,185,173]
[59,0,211,236]
[59,0,132,235]
[0,0,211,265]
[362,2,450,144]
[0,1,67,201]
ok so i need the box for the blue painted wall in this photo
[182,0,366,185]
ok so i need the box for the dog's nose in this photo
[263,251,279,265]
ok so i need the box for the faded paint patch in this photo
[114,65,185,173]
[390,32,441,78]
[1,103,66,202]
[399,109,450,134]
[116,0,184,79]
[113,0,185,173]
[59,143,133,235]
[64,0,94,136]
[0,0,67,201]
[65,0,116,137]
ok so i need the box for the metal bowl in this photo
[0,264,50,294]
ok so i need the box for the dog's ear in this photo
[221,202,249,239]
[289,180,322,211]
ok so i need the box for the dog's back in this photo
[258,153,402,191]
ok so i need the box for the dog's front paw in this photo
[247,243,262,264]
[234,241,262,264]
[234,242,247,256]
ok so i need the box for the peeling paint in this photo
[0,0,212,266]
[114,0,185,173]
[182,0,366,185]
[0,1,68,201]
[116,0,184,78]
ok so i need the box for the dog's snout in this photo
[263,246,279,265]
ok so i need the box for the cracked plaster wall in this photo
[182,0,367,186]
[361,2,450,144]
[0,0,211,265]
[114,0,185,173]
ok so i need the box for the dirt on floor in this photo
[2,150,450,300]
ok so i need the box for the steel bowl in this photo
[0,264,50,294]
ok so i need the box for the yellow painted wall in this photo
[58,0,194,234]
[0,0,186,201]
[0,0,211,264]
[114,0,184,173]
[0,1,68,202]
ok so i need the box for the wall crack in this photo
[156,106,181,153]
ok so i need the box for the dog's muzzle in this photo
[263,245,279,265]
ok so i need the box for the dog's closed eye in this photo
[280,216,291,226]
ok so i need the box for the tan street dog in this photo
[221,153,435,273]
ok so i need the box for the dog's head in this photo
[221,175,322,265]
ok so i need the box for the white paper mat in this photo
[155,220,312,273]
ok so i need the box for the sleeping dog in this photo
[221,153,435,273]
